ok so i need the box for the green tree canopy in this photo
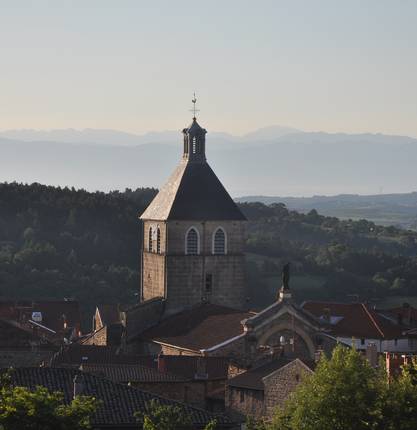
[268,345,417,430]
[136,399,217,430]
[0,375,98,430]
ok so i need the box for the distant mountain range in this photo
[1,126,417,202]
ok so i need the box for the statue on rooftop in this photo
[282,263,290,290]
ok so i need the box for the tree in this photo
[269,346,417,430]
[270,345,382,430]
[136,400,217,430]
[379,358,417,430]
[0,377,98,430]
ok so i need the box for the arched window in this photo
[185,227,199,255]
[156,227,161,254]
[213,227,226,255]
[148,227,153,252]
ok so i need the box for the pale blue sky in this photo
[1,0,416,136]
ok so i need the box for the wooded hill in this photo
[0,182,416,323]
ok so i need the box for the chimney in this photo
[314,349,324,363]
[157,352,166,373]
[402,303,411,326]
[366,343,378,368]
[73,373,84,399]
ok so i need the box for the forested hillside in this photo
[0,182,416,322]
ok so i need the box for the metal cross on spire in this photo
[190,92,199,119]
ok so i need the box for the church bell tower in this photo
[139,97,247,315]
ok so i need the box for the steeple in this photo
[182,94,207,163]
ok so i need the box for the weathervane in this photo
[190,92,199,119]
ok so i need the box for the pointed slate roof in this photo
[140,157,246,221]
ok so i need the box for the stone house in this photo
[226,358,313,422]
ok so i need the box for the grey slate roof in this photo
[80,363,184,383]
[5,367,232,428]
[140,160,246,221]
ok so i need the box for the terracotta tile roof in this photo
[80,363,184,383]
[5,367,232,428]
[137,356,230,381]
[140,160,246,221]
[49,345,230,380]
[302,301,404,340]
[142,304,253,351]
[382,306,417,326]
[0,319,54,349]
[227,358,314,391]
[0,300,81,335]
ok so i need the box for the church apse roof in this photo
[140,158,246,221]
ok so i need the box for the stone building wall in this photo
[123,298,164,343]
[82,326,108,346]
[263,360,312,420]
[225,386,264,421]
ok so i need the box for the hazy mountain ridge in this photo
[1,127,417,199]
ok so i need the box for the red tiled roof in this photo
[0,300,81,334]
[383,306,417,325]
[137,356,229,381]
[142,304,253,351]
[302,301,404,340]
[0,319,54,349]
[50,345,229,380]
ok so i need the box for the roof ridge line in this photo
[361,303,385,338]
[166,159,190,219]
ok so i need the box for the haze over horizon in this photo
[1,1,417,137]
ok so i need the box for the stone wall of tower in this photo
[141,217,247,314]
[163,220,247,315]
[141,221,166,301]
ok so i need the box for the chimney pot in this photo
[73,373,84,399]
[157,352,166,373]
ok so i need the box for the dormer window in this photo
[186,227,199,255]
[213,227,226,255]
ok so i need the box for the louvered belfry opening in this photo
[182,118,207,163]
